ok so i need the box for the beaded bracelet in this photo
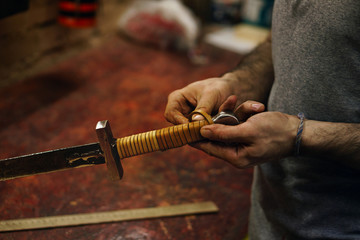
[294,112,305,156]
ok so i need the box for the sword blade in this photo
[0,111,241,181]
[0,143,105,181]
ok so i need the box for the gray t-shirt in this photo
[249,1,360,239]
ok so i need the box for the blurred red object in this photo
[118,0,199,51]
[58,0,98,28]
[124,12,185,49]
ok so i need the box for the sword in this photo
[0,111,240,181]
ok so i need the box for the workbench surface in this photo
[0,37,252,239]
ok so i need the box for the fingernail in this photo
[251,103,262,110]
[192,114,204,121]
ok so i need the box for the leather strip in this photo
[189,109,214,124]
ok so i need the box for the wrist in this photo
[300,119,323,157]
[285,114,302,155]
[222,72,241,84]
[298,119,326,157]
[294,113,305,156]
[222,71,263,103]
[222,70,252,82]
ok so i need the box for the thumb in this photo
[200,124,243,143]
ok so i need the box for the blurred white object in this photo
[205,24,269,54]
[118,0,199,51]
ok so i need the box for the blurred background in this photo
[0,0,273,88]
[0,1,273,239]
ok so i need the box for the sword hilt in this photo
[115,119,211,159]
[97,110,238,181]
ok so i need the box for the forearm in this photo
[302,120,360,167]
[222,34,274,104]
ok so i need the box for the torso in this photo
[250,1,360,239]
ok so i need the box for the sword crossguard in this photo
[96,120,123,181]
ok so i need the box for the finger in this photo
[192,95,236,122]
[191,113,205,121]
[200,123,252,143]
[166,109,190,124]
[193,141,250,168]
[193,91,223,118]
[192,141,237,159]
[219,95,238,112]
[234,100,265,122]
[165,91,193,124]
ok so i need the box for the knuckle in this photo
[232,159,251,169]
[164,110,177,123]
[168,90,181,100]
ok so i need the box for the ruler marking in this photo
[0,201,218,232]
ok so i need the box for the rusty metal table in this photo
[0,37,252,240]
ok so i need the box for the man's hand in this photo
[165,33,274,125]
[196,110,300,168]
[164,76,238,124]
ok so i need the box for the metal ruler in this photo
[0,201,218,232]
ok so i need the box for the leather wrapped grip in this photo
[116,120,210,159]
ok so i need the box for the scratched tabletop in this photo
[0,36,252,240]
